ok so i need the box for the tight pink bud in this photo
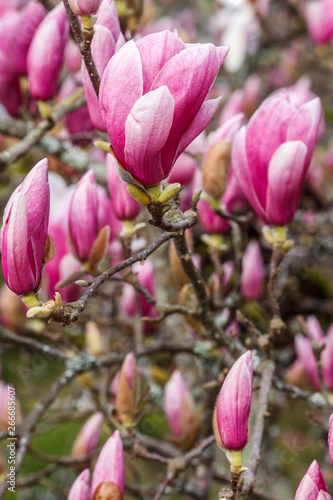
[99,30,229,186]
[294,335,320,392]
[106,154,141,220]
[68,469,90,500]
[241,240,264,301]
[72,412,104,458]
[232,92,322,225]
[68,0,102,15]
[164,370,197,442]
[295,461,328,500]
[27,3,69,100]
[68,170,110,264]
[0,159,50,296]
[91,430,124,499]
[304,0,333,45]
[213,351,253,451]
[197,198,230,235]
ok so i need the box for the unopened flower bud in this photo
[68,468,90,500]
[68,0,102,15]
[164,370,198,444]
[85,322,107,357]
[241,240,265,301]
[72,412,104,460]
[213,351,253,452]
[27,3,69,100]
[91,430,124,500]
[116,352,139,425]
[294,460,329,499]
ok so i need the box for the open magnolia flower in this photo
[99,30,229,187]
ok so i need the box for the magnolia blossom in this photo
[99,30,229,186]
[232,91,322,226]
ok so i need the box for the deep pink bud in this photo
[106,154,141,220]
[99,30,229,186]
[232,92,322,226]
[197,198,230,235]
[72,412,104,458]
[321,325,333,391]
[0,52,22,116]
[214,351,253,451]
[136,260,156,317]
[90,430,125,498]
[241,240,264,301]
[27,3,69,100]
[0,159,50,296]
[68,0,102,15]
[2,2,46,76]
[294,335,320,392]
[82,25,117,131]
[295,461,328,500]
[166,152,197,186]
[68,170,109,263]
[304,0,333,45]
[68,469,90,500]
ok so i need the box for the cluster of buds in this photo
[68,430,124,500]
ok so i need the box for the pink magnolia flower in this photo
[68,0,102,15]
[68,469,90,500]
[72,412,104,458]
[241,240,265,301]
[27,3,69,100]
[232,92,322,226]
[99,30,229,186]
[90,430,124,498]
[0,159,50,296]
[214,351,253,451]
[304,0,333,45]
[295,461,328,500]
[106,154,141,221]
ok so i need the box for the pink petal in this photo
[266,140,307,226]
[151,43,226,169]
[136,30,186,94]
[124,86,175,185]
[175,97,222,161]
[287,98,322,173]
[90,430,124,497]
[231,126,268,223]
[99,40,143,167]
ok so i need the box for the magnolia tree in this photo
[0,0,333,499]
